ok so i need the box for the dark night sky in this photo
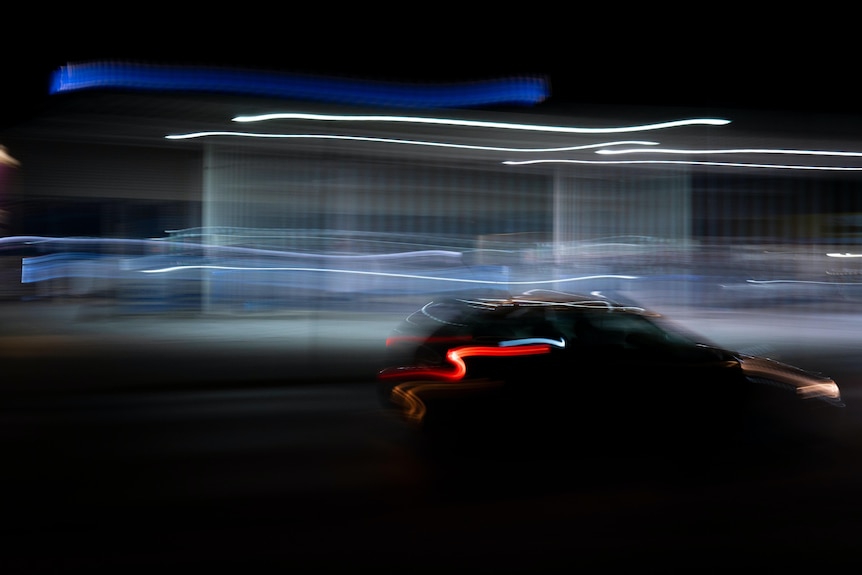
[2,10,858,129]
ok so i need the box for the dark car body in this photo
[377,290,844,456]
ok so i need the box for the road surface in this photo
[2,300,862,573]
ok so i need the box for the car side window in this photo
[573,316,624,346]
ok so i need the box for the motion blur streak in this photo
[739,355,843,404]
[165,132,660,154]
[140,264,637,287]
[382,344,552,425]
[10,233,647,307]
[746,279,862,286]
[390,379,506,424]
[797,380,843,402]
[503,158,862,171]
[49,61,550,108]
[232,112,731,133]
[499,336,566,348]
[0,145,20,166]
[4,235,464,262]
[379,344,551,383]
[596,146,862,158]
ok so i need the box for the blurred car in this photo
[377,289,845,457]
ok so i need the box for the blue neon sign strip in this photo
[49,61,550,108]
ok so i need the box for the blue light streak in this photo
[49,61,550,108]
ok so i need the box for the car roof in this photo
[449,290,660,316]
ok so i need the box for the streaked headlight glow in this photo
[740,355,843,405]
[797,380,843,402]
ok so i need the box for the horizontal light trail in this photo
[232,112,730,134]
[140,265,638,285]
[165,132,659,152]
[503,158,862,171]
[597,147,862,158]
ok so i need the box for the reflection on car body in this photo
[377,290,844,457]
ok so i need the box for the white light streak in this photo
[140,265,638,285]
[231,112,730,134]
[499,337,566,348]
[827,253,862,258]
[746,279,862,285]
[165,132,659,152]
[597,147,862,158]
[503,159,862,172]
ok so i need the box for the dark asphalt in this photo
[0,300,403,392]
[3,299,862,573]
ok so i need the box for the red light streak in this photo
[378,344,551,383]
